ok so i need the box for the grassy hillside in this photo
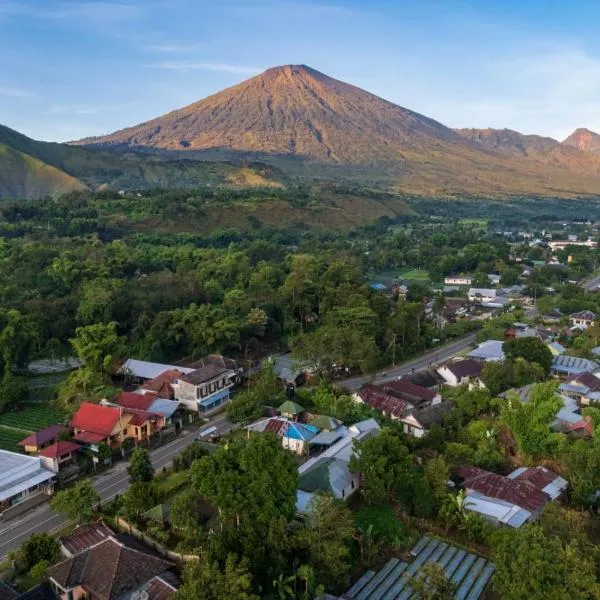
[0,143,85,199]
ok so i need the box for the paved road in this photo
[0,426,205,561]
[339,333,477,391]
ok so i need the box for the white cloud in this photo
[152,61,263,75]
[0,86,34,98]
[49,105,99,115]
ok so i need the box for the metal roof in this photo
[467,340,505,361]
[120,358,194,380]
[0,450,55,501]
[344,536,495,599]
[552,355,599,374]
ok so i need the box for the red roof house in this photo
[18,424,67,453]
[38,441,81,473]
[70,403,127,447]
[140,369,183,399]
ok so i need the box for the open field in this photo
[0,426,30,452]
[0,404,66,451]
[399,268,430,281]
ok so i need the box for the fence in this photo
[114,517,199,563]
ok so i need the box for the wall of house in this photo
[282,437,305,455]
[438,367,459,386]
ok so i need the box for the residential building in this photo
[458,465,567,528]
[353,381,450,437]
[18,425,67,455]
[70,402,130,450]
[551,355,599,377]
[487,273,501,285]
[113,392,184,429]
[296,419,380,512]
[48,536,176,600]
[569,310,597,328]
[140,369,184,399]
[468,288,497,303]
[172,361,237,414]
[437,359,482,387]
[547,341,566,356]
[548,239,597,250]
[246,417,320,455]
[38,441,81,474]
[0,450,55,516]
[185,354,244,381]
[559,371,600,404]
[120,358,195,382]
[59,522,115,557]
[467,340,505,362]
[339,536,495,600]
[278,399,306,420]
[444,275,473,286]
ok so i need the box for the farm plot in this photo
[399,268,430,281]
[0,404,66,452]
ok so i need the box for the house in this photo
[507,322,540,339]
[120,359,195,382]
[437,359,482,387]
[185,354,244,381]
[542,310,563,324]
[296,419,380,512]
[487,273,501,285]
[113,392,184,429]
[353,382,450,437]
[551,355,599,377]
[140,369,184,399]
[457,465,567,528]
[444,275,473,286]
[47,536,176,600]
[548,239,597,250]
[18,425,67,455]
[246,417,320,455]
[125,410,164,442]
[0,450,55,517]
[70,402,130,450]
[172,361,238,415]
[38,441,81,474]
[559,371,600,404]
[59,522,115,557]
[307,414,342,431]
[467,340,505,362]
[278,399,305,420]
[468,288,497,303]
[566,416,594,439]
[569,311,597,328]
[341,536,495,600]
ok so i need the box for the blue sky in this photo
[2,0,600,142]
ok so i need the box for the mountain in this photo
[76,65,600,197]
[454,128,560,156]
[563,128,600,153]
[0,124,286,199]
[0,143,85,199]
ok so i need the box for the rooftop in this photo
[467,340,505,361]
[179,363,230,385]
[120,359,194,380]
[69,402,121,436]
[441,359,482,379]
[378,378,437,403]
[0,450,55,502]
[278,399,305,415]
[552,355,599,374]
[115,392,155,411]
[60,522,115,556]
[38,440,81,459]
[343,536,494,600]
[18,424,66,449]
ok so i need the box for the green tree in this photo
[424,456,450,505]
[122,482,155,519]
[20,533,60,571]
[349,429,412,506]
[481,358,545,396]
[503,337,553,374]
[51,479,99,523]
[70,322,125,374]
[173,442,207,472]
[128,447,154,483]
[55,367,119,415]
[0,371,28,411]
[490,525,600,600]
[177,554,259,600]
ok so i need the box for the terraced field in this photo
[0,404,66,452]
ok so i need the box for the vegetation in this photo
[50,479,99,523]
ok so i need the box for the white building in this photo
[437,359,482,387]
[0,450,55,515]
[468,288,497,303]
[444,276,473,286]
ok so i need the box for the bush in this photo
[354,506,407,547]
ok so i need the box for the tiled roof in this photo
[141,369,183,398]
[69,402,120,436]
[571,310,597,320]
[357,387,412,418]
[442,359,482,379]
[18,424,66,448]
[185,354,241,372]
[60,522,114,556]
[38,440,80,459]
[180,363,230,385]
[572,371,600,391]
[48,537,172,600]
[73,431,107,444]
[458,466,550,513]
[567,417,594,437]
[510,466,557,489]
[378,379,437,403]
[126,410,161,427]
[144,576,177,600]
[116,392,155,411]
[406,401,453,428]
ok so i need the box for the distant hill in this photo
[0,142,85,199]
[76,64,600,197]
[563,128,600,153]
[0,124,286,199]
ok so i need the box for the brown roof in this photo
[60,522,115,556]
[379,379,437,404]
[144,576,177,600]
[405,401,453,428]
[185,354,241,372]
[38,440,80,459]
[512,466,559,489]
[357,387,412,418]
[180,363,230,385]
[442,359,482,379]
[18,424,66,448]
[458,466,550,513]
[48,537,172,600]
[141,369,183,399]
[572,371,600,391]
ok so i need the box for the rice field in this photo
[399,268,430,281]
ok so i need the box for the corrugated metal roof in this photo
[344,536,494,599]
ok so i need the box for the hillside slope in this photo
[77,65,600,197]
[563,128,600,153]
[0,143,85,199]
